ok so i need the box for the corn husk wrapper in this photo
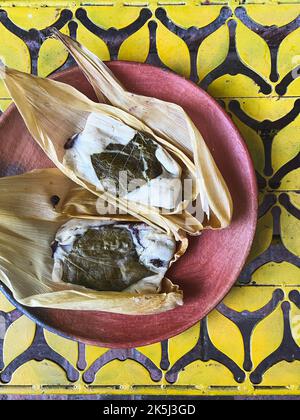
[51,30,233,230]
[0,168,185,315]
[0,65,198,240]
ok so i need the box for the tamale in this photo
[0,168,183,314]
[53,219,176,293]
[51,29,233,228]
[0,41,232,238]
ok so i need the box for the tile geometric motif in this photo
[0,2,299,395]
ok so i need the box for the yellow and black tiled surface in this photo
[0,0,299,396]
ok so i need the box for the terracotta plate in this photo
[0,63,257,348]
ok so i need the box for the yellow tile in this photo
[236,97,295,122]
[208,74,272,99]
[291,300,300,346]
[118,24,150,63]
[223,287,282,312]
[0,24,30,97]
[243,4,300,27]
[231,113,264,174]
[290,191,300,207]
[281,169,300,191]
[0,292,15,312]
[82,6,142,30]
[281,206,300,257]
[171,360,241,387]
[0,99,12,112]
[236,20,271,81]
[198,25,229,82]
[3,316,36,366]
[247,212,273,263]
[7,360,75,386]
[272,119,300,174]
[278,27,300,81]
[84,344,108,368]
[136,342,163,369]
[44,330,78,367]
[251,305,284,368]
[258,361,300,387]
[167,323,200,367]
[252,263,300,286]
[208,309,244,368]
[76,22,110,62]
[91,359,158,386]
[37,28,70,77]
[156,22,190,78]
[4,7,64,30]
[284,77,300,97]
[163,5,225,28]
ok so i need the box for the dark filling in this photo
[64,133,79,150]
[50,195,60,208]
[51,240,59,258]
[61,226,155,292]
[150,258,167,269]
[91,132,163,194]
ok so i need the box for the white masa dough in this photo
[63,112,183,209]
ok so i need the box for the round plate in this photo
[0,63,257,348]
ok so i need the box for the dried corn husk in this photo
[0,49,232,238]
[0,168,184,314]
[51,30,233,229]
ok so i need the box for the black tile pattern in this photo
[0,4,299,390]
[200,20,272,94]
[235,7,300,83]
